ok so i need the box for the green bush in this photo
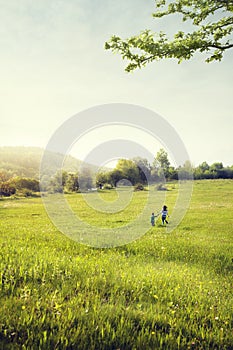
[13,177,40,192]
[103,183,113,190]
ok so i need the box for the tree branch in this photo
[209,43,233,49]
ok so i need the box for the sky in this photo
[1,0,233,167]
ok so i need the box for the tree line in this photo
[96,150,233,187]
[1,149,233,197]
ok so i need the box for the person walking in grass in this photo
[150,212,156,226]
[161,205,169,225]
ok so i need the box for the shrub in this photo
[103,183,113,190]
[13,177,40,192]
[0,181,16,196]
[134,183,144,191]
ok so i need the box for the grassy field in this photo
[0,180,232,349]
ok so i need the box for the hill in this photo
[0,146,91,179]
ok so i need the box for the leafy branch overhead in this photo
[105,0,233,71]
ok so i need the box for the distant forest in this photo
[0,146,232,197]
[0,147,82,179]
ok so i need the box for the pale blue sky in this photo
[1,0,233,166]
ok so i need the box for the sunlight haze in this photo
[1,0,233,166]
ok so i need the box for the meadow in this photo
[0,180,232,349]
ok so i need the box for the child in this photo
[150,212,156,226]
[161,205,169,225]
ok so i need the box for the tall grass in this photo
[0,180,232,349]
